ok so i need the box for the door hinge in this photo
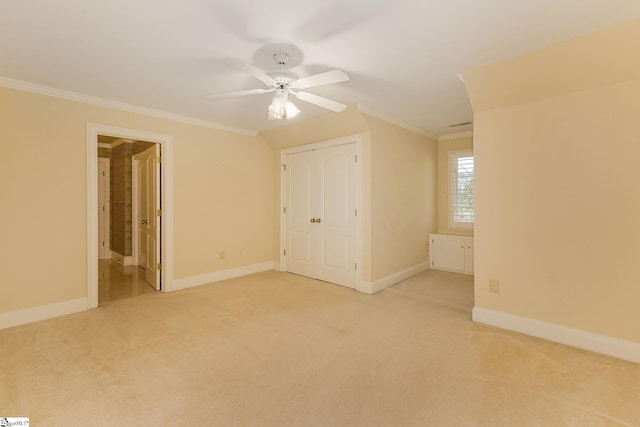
[156,156,162,163]
[284,249,286,256]
[355,209,357,216]
[283,206,287,214]
[355,154,358,163]
[355,263,357,271]
[282,164,287,171]
[157,262,162,270]
[157,209,162,216]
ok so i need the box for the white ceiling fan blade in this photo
[205,88,274,100]
[292,70,350,89]
[293,91,347,113]
[224,59,276,86]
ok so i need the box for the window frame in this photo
[448,148,474,230]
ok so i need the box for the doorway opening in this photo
[87,123,174,309]
[96,136,160,304]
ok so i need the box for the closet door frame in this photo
[280,134,363,290]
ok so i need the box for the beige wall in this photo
[260,106,438,283]
[362,114,438,281]
[437,135,474,237]
[260,105,373,280]
[464,19,640,343]
[0,86,275,313]
[173,126,275,279]
[259,104,370,150]
[0,87,438,316]
[463,19,640,113]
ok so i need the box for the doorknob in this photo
[310,218,316,223]
[316,218,321,223]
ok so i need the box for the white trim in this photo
[439,131,473,142]
[97,157,111,259]
[358,104,438,140]
[472,307,640,364]
[281,134,363,155]
[0,76,257,136]
[0,298,88,330]
[280,135,363,291]
[132,155,140,268]
[357,262,430,295]
[87,123,175,309]
[109,251,134,266]
[172,262,278,292]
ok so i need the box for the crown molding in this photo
[0,76,258,137]
[357,104,439,140]
[438,131,473,142]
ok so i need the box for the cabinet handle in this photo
[316,218,321,223]
[310,218,316,223]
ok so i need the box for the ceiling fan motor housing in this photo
[268,70,298,88]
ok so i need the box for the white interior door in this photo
[285,150,317,279]
[317,144,357,287]
[135,156,147,268]
[135,145,161,290]
[285,143,357,288]
[97,158,110,259]
[145,143,161,289]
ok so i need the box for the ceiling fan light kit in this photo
[206,48,350,121]
[268,88,300,120]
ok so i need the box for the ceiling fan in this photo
[205,52,350,120]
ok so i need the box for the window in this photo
[448,149,474,229]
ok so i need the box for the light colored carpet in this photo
[1,269,639,426]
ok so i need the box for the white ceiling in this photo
[2,0,640,137]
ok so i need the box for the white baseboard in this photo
[171,262,278,292]
[357,262,429,295]
[110,251,133,266]
[0,298,88,330]
[472,307,640,364]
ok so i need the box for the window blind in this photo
[453,156,474,223]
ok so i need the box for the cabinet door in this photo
[431,236,466,272]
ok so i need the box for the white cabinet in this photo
[429,234,474,275]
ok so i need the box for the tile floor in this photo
[98,259,157,304]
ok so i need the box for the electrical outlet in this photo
[489,279,500,294]
[219,251,225,260]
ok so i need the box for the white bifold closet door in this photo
[284,143,357,288]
